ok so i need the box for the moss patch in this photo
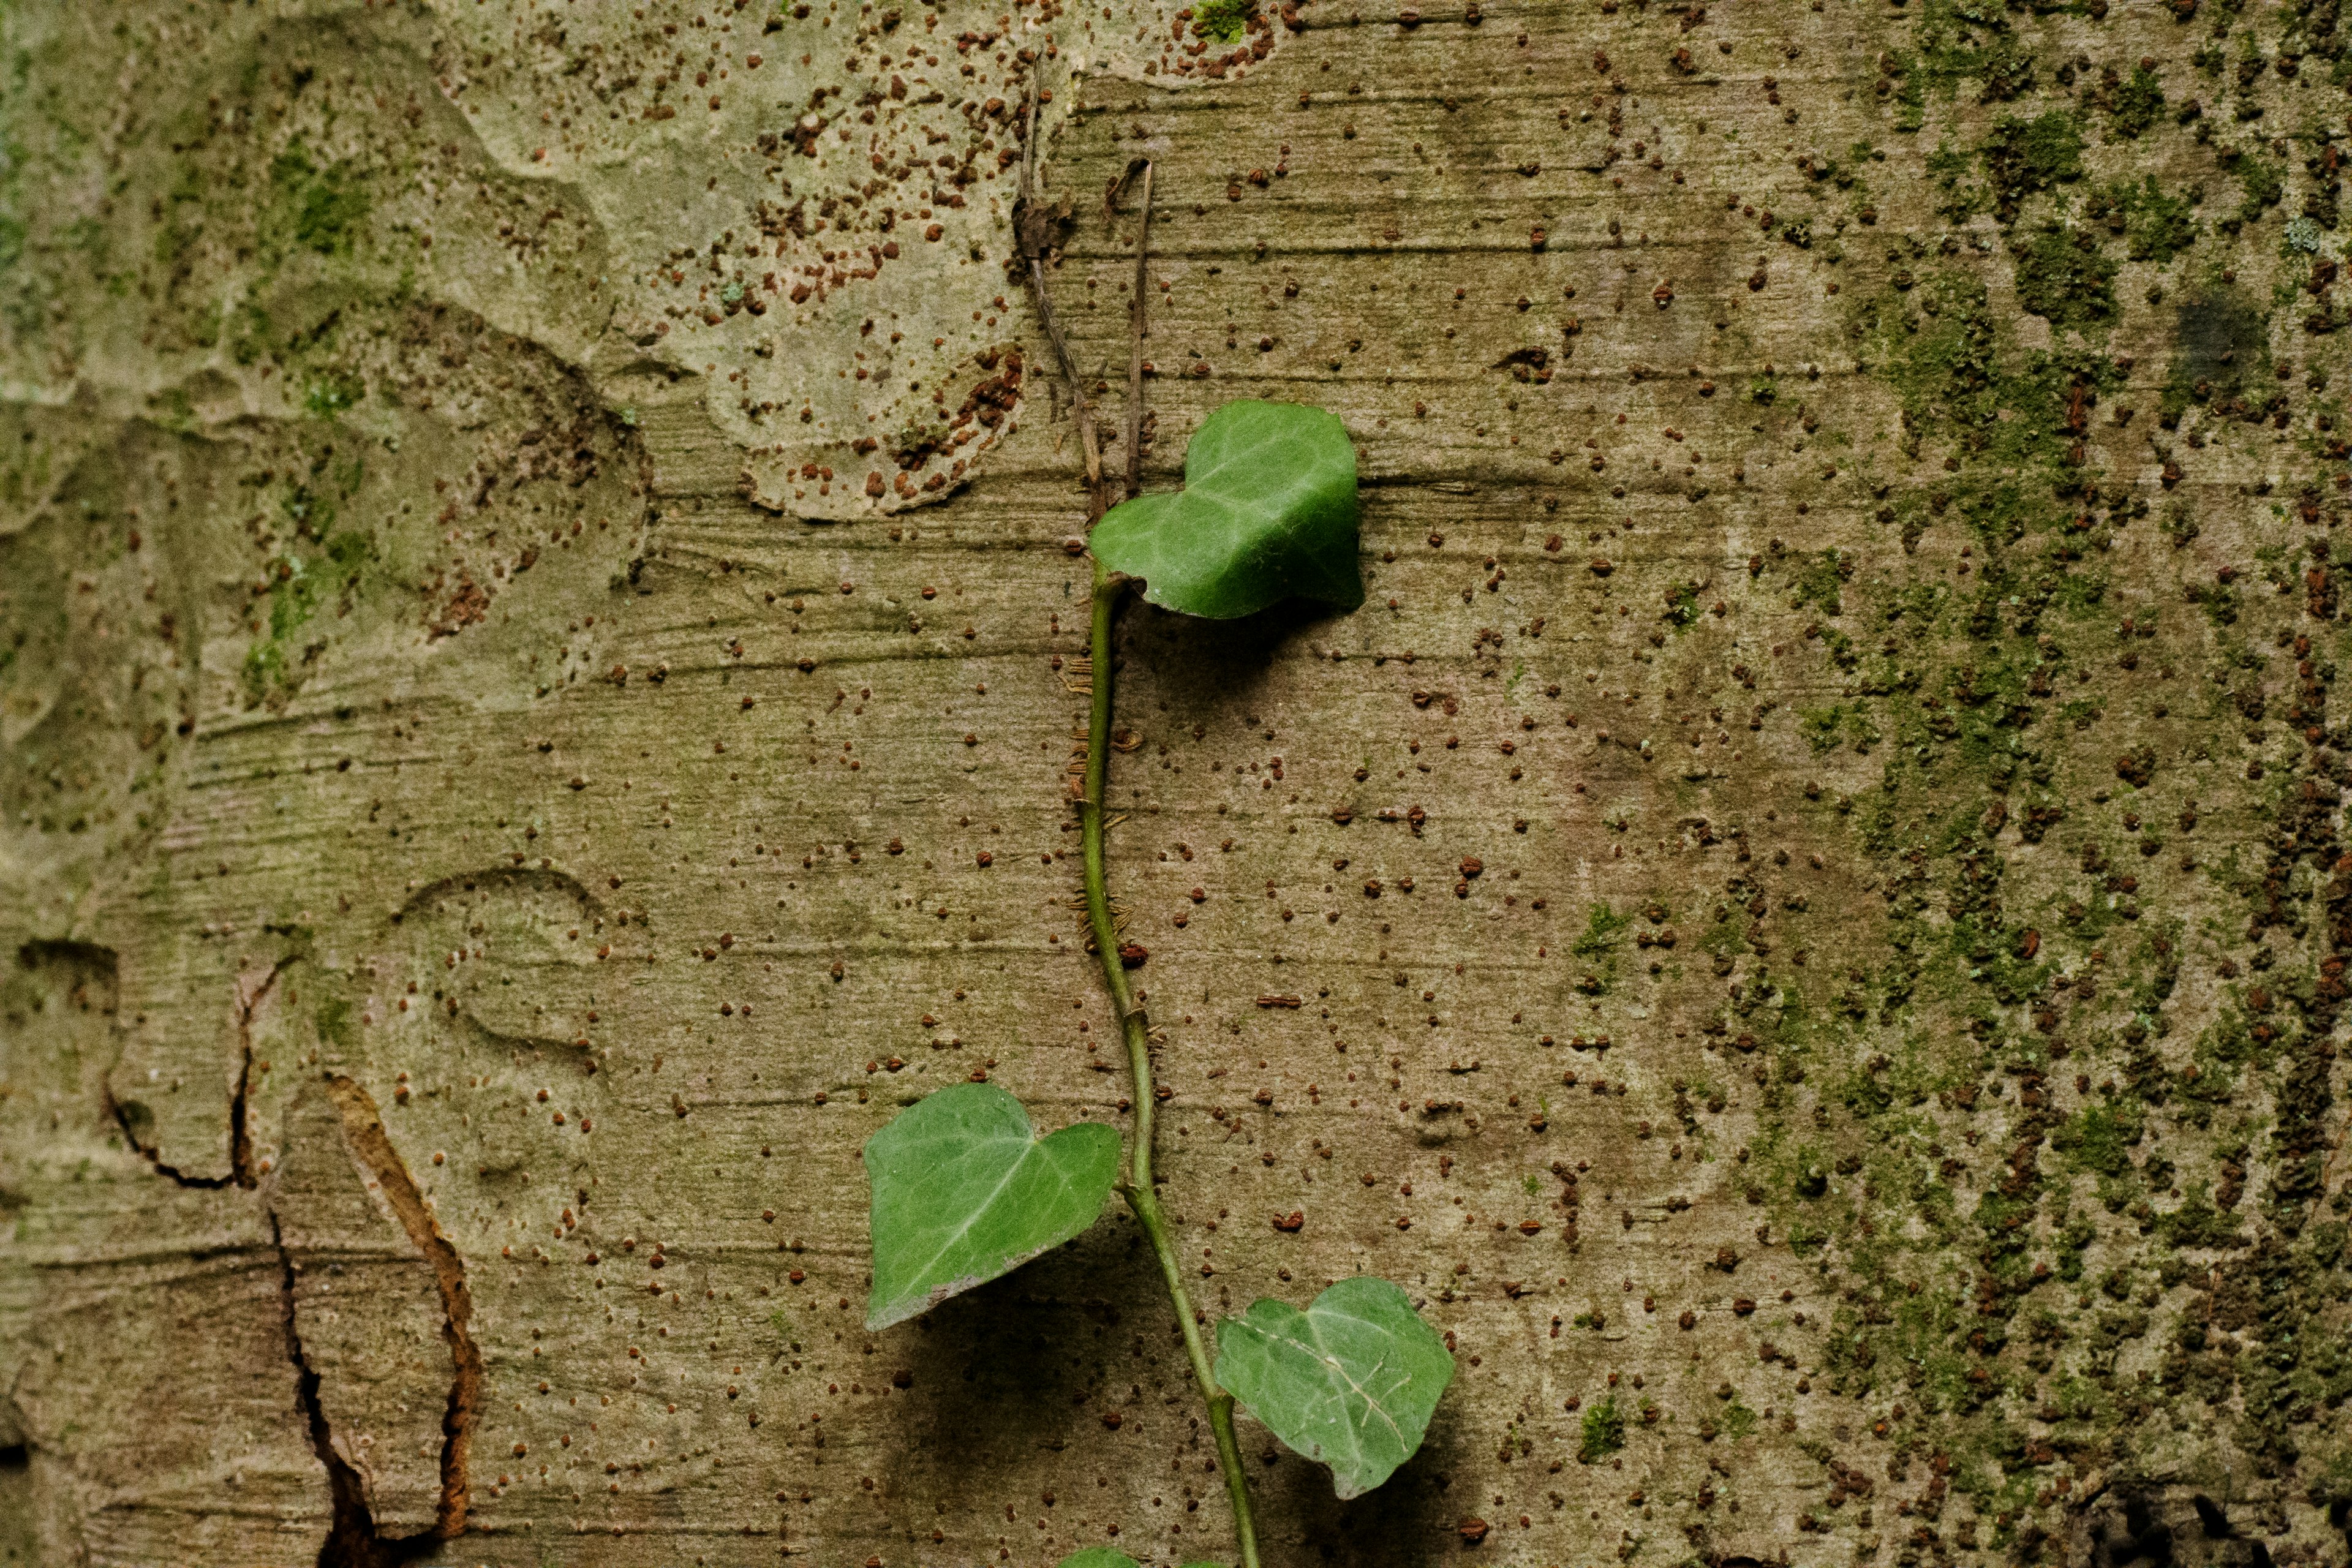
[1193,0,1251,42]
[2011,225,2117,330]
[1578,1395,1627,1463]
[2084,178,2202,265]
[268,141,369,259]
[1979,112,2086,222]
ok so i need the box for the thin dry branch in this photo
[1016,85,1107,514]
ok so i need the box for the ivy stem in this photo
[1080,560,1263,1568]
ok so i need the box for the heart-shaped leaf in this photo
[1090,399,1362,619]
[1057,1551,1226,1568]
[1214,1275,1455,1499]
[864,1082,1120,1330]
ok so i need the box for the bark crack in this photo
[91,943,477,1555]
[108,956,293,1191]
[227,958,296,1188]
[322,1073,481,1541]
[271,1214,435,1568]
[107,1087,238,1189]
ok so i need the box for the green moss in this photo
[2086,178,2201,264]
[1790,550,1852,616]
[1800,703,1881,755]
[1193,0,1251,42]
[1570,902,1632,993]
[1572,903,1633,960]
[2052,1101,2144,1177]
[1662,579,1701,631]
[303,374,363,419]
[1886,53,1928,133]
[239,638,285,704]
[2106,64,2166,140]
[239,464,375,708]
[1752,184,2352,1464]
[2011,226,2117,330]
[1973,1188,2041,1286]
[1979,112,2086,221]
[1977,42,2037,104]
[1853,266,2135,491]
[2226,149,2285,225]
[1578,1395,1626,1463]
[1928,140,1983,221]
[228,297,278,366]
[1697,916,1746,962]
[269,141,369,258]
[2154,1183,2245,1249]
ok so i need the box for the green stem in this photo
[1080,561,1262,1568]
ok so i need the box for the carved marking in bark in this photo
[319,1074,481,1542]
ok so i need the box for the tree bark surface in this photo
[4,0,2351,1564]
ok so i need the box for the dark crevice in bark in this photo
[271,1213,438,1568]
[0,1380,28,1480]
[106,954,294,1191]
[83,934,476,1556]
[323,1073,480,1540]
[273,1213,375,1564]
[226,957,298,1188]
[107,1087,238,1190]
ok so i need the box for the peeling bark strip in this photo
[322,1076,480,1541]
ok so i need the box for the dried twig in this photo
[1104,154,1150,216]
[1033,255,1106,507]
[1015,82,1107,514]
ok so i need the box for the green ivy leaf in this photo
[864,1082,1120,1330]
[1090,399,1362,619]
[1214,1276,1455,1499]
[1057,1553,1226,1568]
